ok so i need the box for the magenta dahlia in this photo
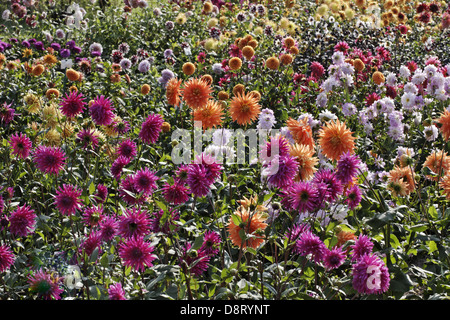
[108,282,127,300]
[133,167,158,195]
[0,244,15,272]
[180,242,210,276]
[118,207,151,239]
[54,184,83,216]
[139,113,164,144]
[9,204,36,237]
[294,230,327,263]
[119,236,157,272]
[99,215,119,242]
[32,145,66,175]
[352,253,390,295]
[335,151,361,185]
[28,269,64,300]
[161,180,190,205]
[9,132,32,159]
[116,138,137,159]
[89,95,115,126]
[351,234,374,261]
[110,155,130,180]
[149,208,179,234]
[76,128,99,150]
[59,90,86,119]
[323,246,346,270]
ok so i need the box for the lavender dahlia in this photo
[54,184,83,216]
[119,236,157,272]
[139,113,164,144]
[89,95,115,126]
[352,253,390,295]
[32,145,66,175]
[9,204,36,237]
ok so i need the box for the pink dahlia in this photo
[110,155,131,180]
[351,234,374,261]
[32,145,66,175]
[28,269,64,300]
[9,132,32,159]
[119,175,147,205]
[54,184,83,216]
[89,95,115,126]
[80,230,103,258]
[119,236,157,272]
[335,151,361,185]
[0,244,15,272]
[118,207,151,239]
[59,90,86,118]
[139,113,164,144]
[186,164,212,197]
[94,184,108,204]
[82,205,103,227]
[310,61,325,79]
[266,155,298,190]
[345,184,362,210]
[352,253,390,295]
[9,204,36,237]
[200,230,221,256]
[180,242,210,276]
[294,230,327,263]
[283,181,319,213]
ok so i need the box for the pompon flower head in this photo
[9,132,32,159]
[89,95,115,126]
[166,77,182,107]
[352,253,390,295]
[192,100,224,130]
[335,151,361,185]
[318,119,356,162]
[28,270,64,300]
[133,168,158,195]
[9,204,36,237]
[181,77,213,110]
[59,90,86,119]
[161,180,190,205]
[119,236,157,272]
[264,155,298,190]
[289,143,318,181]
[0,244,15,272]
[227,206,268,249]
[147,208,178,234]
[139,113,164,144]
[108,282,127,300]
[229,91,261,126]
[351,234,374,261]
[99,215,118,242]
[118,207,151,239]
[179,242,210,276]
[33,145,66,175]
[54,184,83,216]
[323,246,346,270]
[293,230,327,263]
[286,117,315,150]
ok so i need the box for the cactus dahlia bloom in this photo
[227,206,268,249]
[352,253,390,295]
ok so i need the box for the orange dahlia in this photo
[229,91,261,126]
[182,62,196,76]
[286,117,315,149]
[166,78,182,107]
[181,78,213,110]
[387,178,410,197]
[436,110,450,141]
[439,172,450,200]
[289,143,318,181]
[227,207,268,249]
[318,119,356,161]
[388,166,416,195]
[336,230,357,247]
[228,57,242,71]
[192,100,224,129]
[423,150,450,180]
[141,84,151,95]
